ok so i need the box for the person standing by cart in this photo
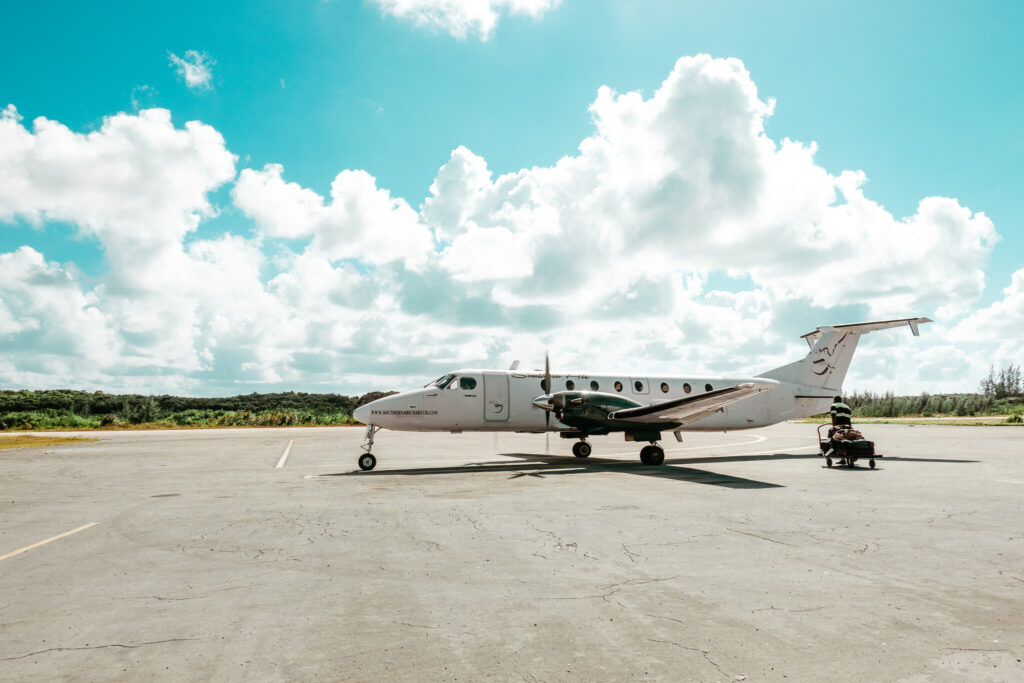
[830,396,852,427]
[825,396,854,462]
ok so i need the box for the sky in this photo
[1,0,1022,396]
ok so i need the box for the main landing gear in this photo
[640,443,665,466]
[358,424,380,471]
[572,440,592,458]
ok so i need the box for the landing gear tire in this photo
[826,457,833,468]
[869,459,876,469]
[640,445,665,466]
[358,453,377,471]
[572,441,592,458]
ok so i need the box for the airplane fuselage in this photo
[357,369,833,433]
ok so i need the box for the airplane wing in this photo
[606,381,777,425]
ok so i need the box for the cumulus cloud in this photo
[950,268,1024,345]
[169,50,214,90]
[0,55,1010,394]
[419,56,997,322]
[0,105,237,380]
[369,0,561,40]
[233,164,435,269]
[0,247,118,363]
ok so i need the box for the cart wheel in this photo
[825,457,832,468]
[869,459,875,469]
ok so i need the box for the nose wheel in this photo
[358,425,380,471]
[640,443,665,466]
[572,440,592,458]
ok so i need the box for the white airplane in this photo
[351,317,931,471]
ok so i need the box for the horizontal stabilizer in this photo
[801,317,932,348]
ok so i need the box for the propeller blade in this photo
[544,351,551,429]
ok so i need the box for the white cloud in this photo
[418,56,997,325]
[950,268,1024,343]
[0,105,237,379]
[0,247,120,373]
[169,50,214,90]
[0,54,1012,395]
[369,0,561,40]
[233,164,435,269]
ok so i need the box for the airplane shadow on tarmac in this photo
[323,451,979,487]
[321,452,822,489]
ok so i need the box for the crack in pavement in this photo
[537,588,624,608]
[393,621,439,629]
[727,528,795,547]
[646,638,732,679]
[113,595,205,602]
[1,638,200,661]
[622,543,643,563]
[598,575,682,590]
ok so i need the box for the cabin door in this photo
[483,372,510,421]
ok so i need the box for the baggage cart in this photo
[818,424,880,469]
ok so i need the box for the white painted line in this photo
[995,479,1024,485]
[275,440,294,469]
[0,522,98,562]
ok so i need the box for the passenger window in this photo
[660,382,669,393]
[590,380,599,391]
[614,381,623,392]
[705,383,713,392]
[634,380,644,392]
[683,383,691,394]
[460,377,477,390]
[566,380,575,390]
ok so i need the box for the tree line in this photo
[978,363,1023,399]
[843,390,1021,418]
[3,363,1022,430]
[0,389,395,430]
[842,363,1023,419]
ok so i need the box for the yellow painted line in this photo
[0,522,98,562]
[275,440,294,469]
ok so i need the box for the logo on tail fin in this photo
[809,332,850,376]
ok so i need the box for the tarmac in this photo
[1,422,1022,681]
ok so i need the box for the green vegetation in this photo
[844,391,1023,418]
[834,363,1024,421]
[0,389,395,431]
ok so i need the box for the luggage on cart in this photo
[817,424,881,469]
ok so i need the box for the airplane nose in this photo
[353,403,369,424]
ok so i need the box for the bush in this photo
[0,389,382,430]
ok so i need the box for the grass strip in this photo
[0,435,99,450]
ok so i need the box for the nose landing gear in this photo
[640,443,665,466]
[358,424,380,471]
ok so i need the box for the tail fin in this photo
[758,317,932,390]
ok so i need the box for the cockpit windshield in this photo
[429,373,457,390]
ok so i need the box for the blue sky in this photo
[1,0,1022,395]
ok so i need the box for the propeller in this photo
[544,352,551,452]
[544,352,551,430]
